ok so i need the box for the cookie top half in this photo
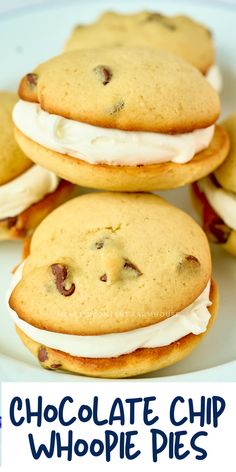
[10,192,211,335]
[64,11,215,74]
[214,113,236,193]
[19,48,220,133]
[0,92,32,185]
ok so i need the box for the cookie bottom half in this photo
[0,180,75,240]
[15,280,218,379]
[15,125,229,192]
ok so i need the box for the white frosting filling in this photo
[0,165,59,219]
[13,100,215,167]
[205,64,222,92]
[7,262,212,359]
[199,177,236,230]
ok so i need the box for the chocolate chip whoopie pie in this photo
[193,113,236,256]
[8,192,218,378]
[13,48,228,192]
[64,10,222,92]
[0,91,75,240]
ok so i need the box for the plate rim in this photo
[0,0,236,22]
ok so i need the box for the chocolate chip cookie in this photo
[8,192,218,378]
[13,48,228,191]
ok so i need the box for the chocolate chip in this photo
[143,13,176,30]
[50,363,62,370]
[208,221,232,244]
[100,273,107,282]
[0,216,17,229]
[144,13,164,22]
[185,255,200,265]
[93,65,112,85]
[26,73,38,88]
[95,240,104,249]
[51,263,75,297]
[206,28,212,37]
[161,22,176,31]
[178,255,200,272]
[123,259,142,276]
[38,346,48,363]
[108,100,125,115]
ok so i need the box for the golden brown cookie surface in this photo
[64,11,215,74]
[10,192,211,335]
[19,48,219,133]
[0,91,32,185]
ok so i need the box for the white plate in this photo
[0,0,236,381]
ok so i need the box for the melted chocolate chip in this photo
[38,346,48,363]
[144,13,164,22]
[185,255,200,265]
[93,65,112,85]
[0,216,17,229]
[162,22,176,31]
[100,273,107,282]
[50,363,62,370]
[178,254,201,273]
[143,13,176,30]
[95,240,104,249]
[123,259,142,276]
[51,263,75,297]
[26,73,38,88]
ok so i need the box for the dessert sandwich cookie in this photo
[13,48,229,192]
[8,192,218,378]
[0,92,75,240]
[64,10,222,92]
[192,112,236,256]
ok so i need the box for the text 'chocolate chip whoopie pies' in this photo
[193,112,236,256]
[8,192,218,378]
[13,48,229,192]
[0,91,75,240]
[64,10,222,91]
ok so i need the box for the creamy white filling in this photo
[0,165,59,219]
[205,64,222,92]
[13,100,215,167]
[7,262,212,358]
[199,177,236,230]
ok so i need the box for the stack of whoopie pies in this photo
[5,10,234,378]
